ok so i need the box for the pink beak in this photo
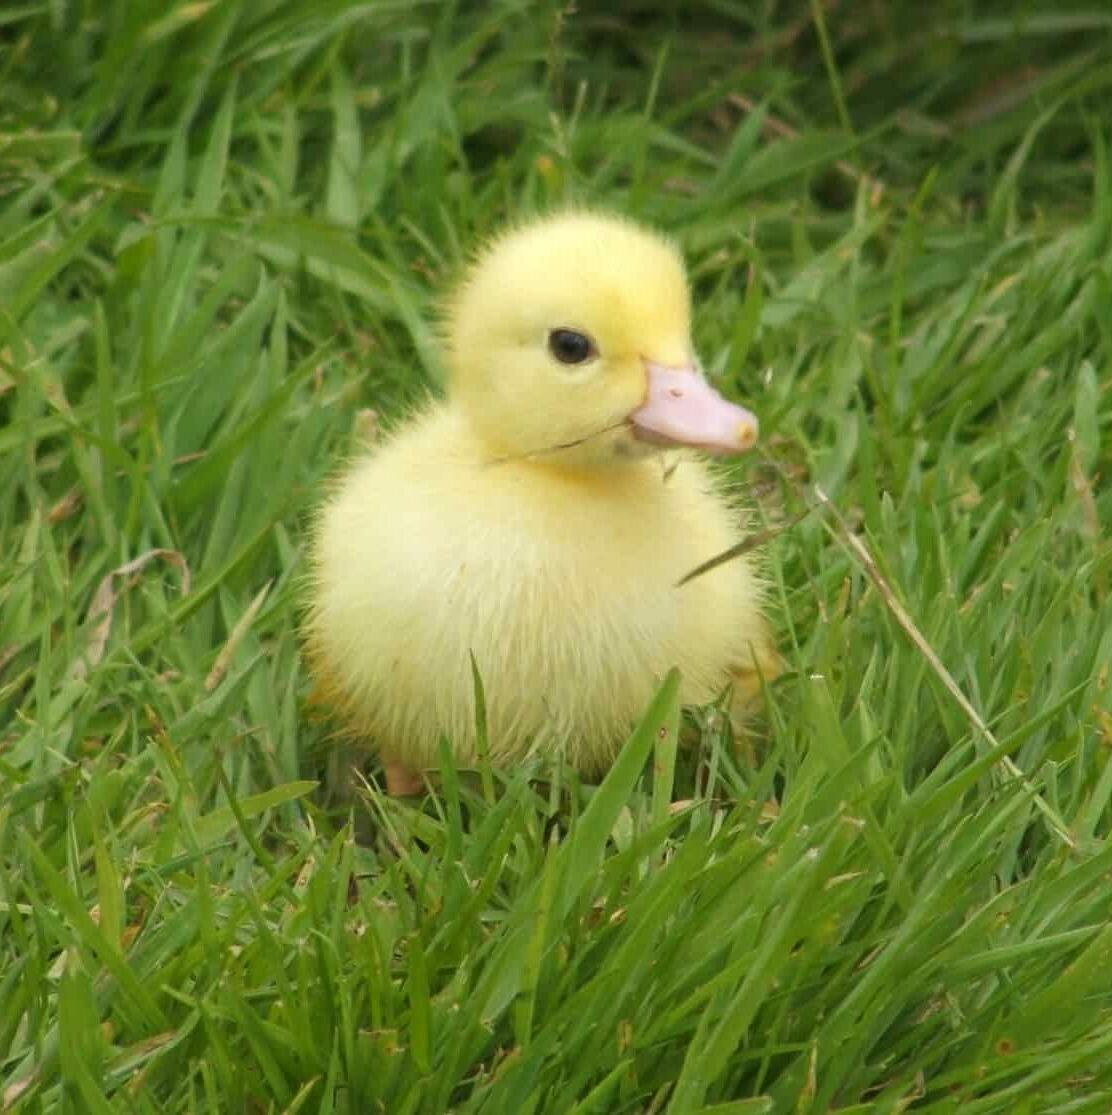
[630,361,759,455]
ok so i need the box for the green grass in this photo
[2,1,1112,1111]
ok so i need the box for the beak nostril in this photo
[668,388,684,399]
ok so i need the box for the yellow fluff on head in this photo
[306,209,779,795]
[446,211,692,462]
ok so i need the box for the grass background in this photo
[2,1,1112,1110]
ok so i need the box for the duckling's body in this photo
[307,212,778,791]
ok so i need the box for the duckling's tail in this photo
[729,630,784,710]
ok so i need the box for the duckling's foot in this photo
[384,760,425,797]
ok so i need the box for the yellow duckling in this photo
[306,211,779,795]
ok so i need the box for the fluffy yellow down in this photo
[306,211,778,777]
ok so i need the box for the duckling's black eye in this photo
[548,328,595,365]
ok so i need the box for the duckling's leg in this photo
[384,759,425,797]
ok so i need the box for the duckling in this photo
[306,211,779,795]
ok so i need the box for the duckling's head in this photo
[445,211,758,465]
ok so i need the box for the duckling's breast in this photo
[308,407,767,773]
